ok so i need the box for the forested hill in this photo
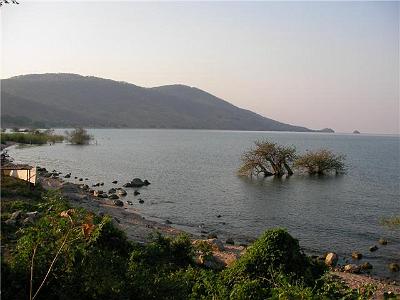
[1,73,324,132]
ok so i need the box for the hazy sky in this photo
[1,1,399,134]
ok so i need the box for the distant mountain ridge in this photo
[1,73,332,132]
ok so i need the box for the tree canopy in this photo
[238,140,296,177]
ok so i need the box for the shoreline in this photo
[2,143,399,297]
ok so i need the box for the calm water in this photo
[8,129,400,278]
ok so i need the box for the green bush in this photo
[223,228,325,288]
[0,131,64,145]
[65,128,93,145]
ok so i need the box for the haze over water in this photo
[8,129,400,279]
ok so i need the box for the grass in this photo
[0,132,64,145]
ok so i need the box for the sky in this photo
[1,1,399,134]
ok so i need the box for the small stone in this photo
[369,245,378,252]
[352,251,363,260]
[389,263,399,272]
[378,238,388,245]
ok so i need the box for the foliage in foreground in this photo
[0,130,64,145]
[65,127,93,145]
[1,177,375,300]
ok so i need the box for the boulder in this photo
[109,194,119,200]
[226,238,235,245]
[134,190,140,196]
[100,182,104,186]
[127,200,133,205]
[325,252,338,267]
[108,188,116,194]
[165,219,172,225]
[143,179,151,186]
[360,262,373,270]
[64,174,71,178]
[199,255,225,270]
[369,245,378,252]
[352,251,363,260]
[138,199,144,204]
[389,263,399,272]
[217,214,222,218]
[123,182,133,188]
[131,178,145,187]
[378,238,388,245]
[79,178,83,181]
[112,180,118,184]
[117,189,127,196]
[113,199,124,207]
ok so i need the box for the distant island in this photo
[2,73,332,133]
[353,130,361,134]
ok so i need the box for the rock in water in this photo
[165,219,172,224]
[369,245,378,252]
[109,194,119,200]
[378,238,388,245]
[351,251,362,260]
[389,263,399,272]
[138,199,144,204]
[360,262,373,270]
[325,253,338,267]
[143,179,151,186]
[108,188,116,194]
[134,190,140,196]
[131,178,145,187]
[112,180,118,184]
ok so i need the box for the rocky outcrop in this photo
[325,252,338,267]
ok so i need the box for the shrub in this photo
[65,128,93,145]
[0,131,64,145]
[223,228,325,288]
[294,149,346,175]
[238,140,296,177]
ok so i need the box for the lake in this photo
[8,129,400,278]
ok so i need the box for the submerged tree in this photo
[238,140,296,177]
[294,149,345,175]
[65,128,93,145]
